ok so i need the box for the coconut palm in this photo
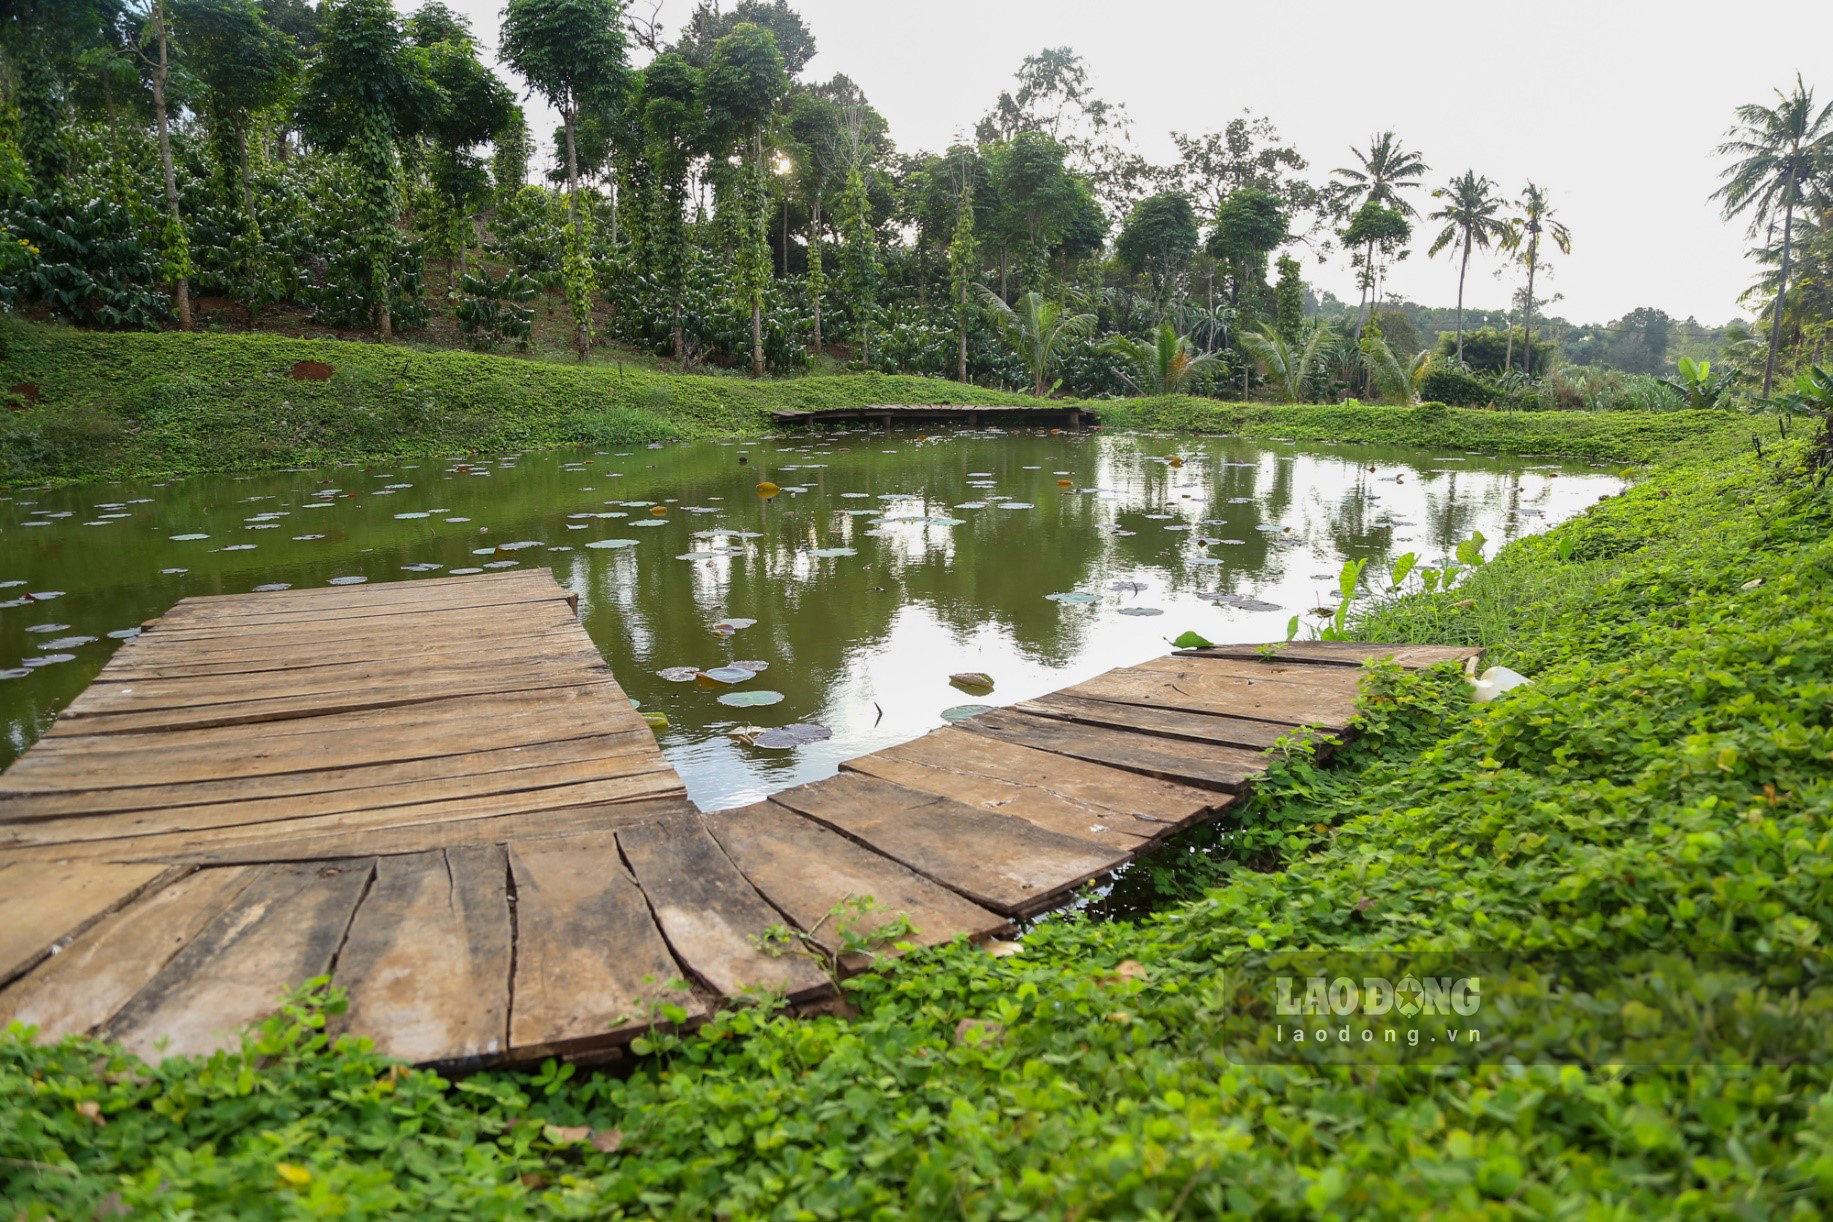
[1358,330,1414,405]
[1426,171,1509,363]
[1103,323,1222,396]
[1240,324,1332,403]
[979,288,1096,397]
[1714,75,1833,394]
[1330,131,1428,218]
[1505,183,1571,375]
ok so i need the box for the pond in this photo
[0,431,1621,810]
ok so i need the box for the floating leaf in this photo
[941,704,994,722]
[697,666,754,685]
[252,584,291,593]
[1109,581,1148,593]
[755,481,780,499]
[657,666,701,682]
[718,689,783,707]
[641,711,669,732]
[1045,591,1097,604]
[1116,607,1164,617]
[730,659,770,673]
[950,672,994,693]
[1172,631,1214,649]
[996,502,1035,510]
[710,617,756,632]
[649,505,669,516]
[327,576,367,586]
[0,668,29,680]
[169,533,208,541]
[808,547,856,558]
[585,538,639,549]
[750,723,832,748]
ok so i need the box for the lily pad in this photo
[328,576,368,586]
[730,659,770,673]
[169,533,209,541]
[749,723,832,748]
[657,666,701,682]
[38,636,96,649]
[1172,631,1215,649]
[1110,581,1148,593]
[710,617,756,632]
[718,689,784,707]
[698,666,755,685]
[1045,591,1098,604]
[253,584,292,593]
[0,668,29,680]
[641,711,670,732]
[950,672,995,693]
[996,501,1035,510]
[941,704,994,723]
[808,547,856,558]
[585,538,640,549]
[1116,607,1165,617]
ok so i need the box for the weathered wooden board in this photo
[617,815,833,1004]
[955,709,1271,791]
[1010,692,1301,751]
[102,859,374,1060]
[768,773,1124,916]
[0,867,256,1041]
[868,728,1226,833]
[332,847,513,1065]
[1173,641,1482,669]
[703,803,1011,950]
[0,860,171,985]
[1065,666,1360,728]
[506,835,704,1058]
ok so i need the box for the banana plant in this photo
[1659,357,1737,409]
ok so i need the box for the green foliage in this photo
[1102,322,1218,396]
[978,288,1095,397]
[1113,190,1198,296]
[1660,355,1738,409]
[1432,324,1554,375]
[1418,363,1495,407]
[454,268,536,351]
[836,164,878,362]
[1273,254,1303,342]
[8,434,1833,1215]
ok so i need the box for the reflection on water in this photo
[0,431,1619,808]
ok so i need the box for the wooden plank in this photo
[766,773,1125,917]
[29,687,646,771]
[843,751,1152,850]
[0,731,661,818]
[165,569,562,614]
[1133,654,1371,690]
[616,816,833,1005]
[871,728,1225,832]
[145,798,694,865]
[0,867,256,1041]
[956,709,1273,792]
[43,673,628,736]
[103,624,589,681]
[102,858,374,1060]
[67,647,611,718]
[126,602,577,648]
[1012,692,1302,751]
[703,803,1011,951]
[0,861,171,985]
[332,847,513,1066]
[152,587,571,631]
[1065,666,1359,728]
[1173,641,1483,670]
[507,834,704,1058]
[1,768,686,858]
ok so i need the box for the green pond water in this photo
[0,431,1621,811]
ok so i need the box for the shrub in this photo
[1417,364,1494,407]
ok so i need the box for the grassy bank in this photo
[1,324,1754,486]
[0,324,1031,486]
[5,417,1830,1215]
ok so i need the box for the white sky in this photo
[445,0,1833,326]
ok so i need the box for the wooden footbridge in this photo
[0,571,1474,1067]
[771,403,1090,430]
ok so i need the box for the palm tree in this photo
[1426,172,1509,363]
[1714,75,1833,395]
[1103,323,1222,396]
[978,288,1096,397]
[1506,183,1571,375]
[1240,324,1333,403]
[1331,131,1428,217]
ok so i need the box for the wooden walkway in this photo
[0,572,1476,1067]
[772,403,1089,429]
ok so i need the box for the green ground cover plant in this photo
[4,391,1830,1217]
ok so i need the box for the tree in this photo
[501,0,628,360]
[947,166,980,383]
[636,51,700,363]
[493,105,531,197]
[676,0,815,78]
[976,46,1146,217]
[1507,182,1571,375]
[1166,113,1315,220]
[135,0,191,328]
[1103,322,1221,396]
[979,288,1094,396]
[1715,75,1833,394]
[1273,255,1304,343]
[836,152,879,366]
[1206,186,1287,306]
[1340,201,1410,325]
[1426,171,1509,363]
[781,87,847,351]
[1330,131,1427,217]
[413,19,514,286]
[298,0,436,341]
[1242,323,1333,403]
[702,21,787,376]
[1114,191,1198,300]
[985,130,1083,297]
